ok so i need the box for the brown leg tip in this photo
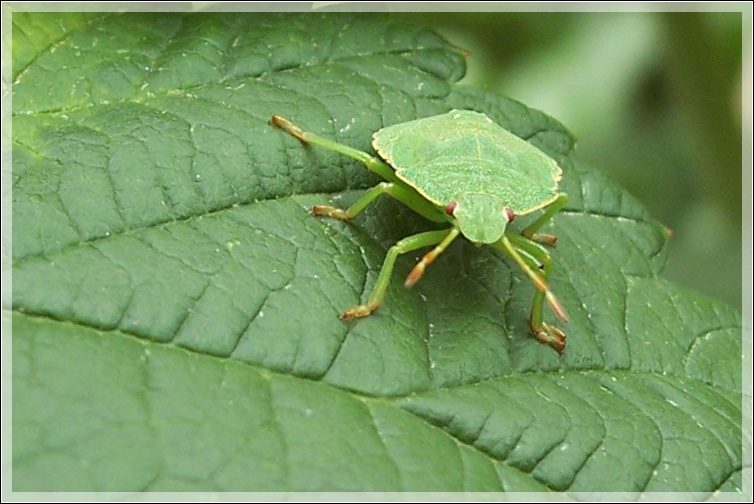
[340,305,378,320]
[404,264,426,288]
[311,205,350,220]
[546,292,568,323]
[525,232,558,247]
[270,114,305,140]
[533,323,566,352]
[550,336,566,353]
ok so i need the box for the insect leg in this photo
[405,228,461,287]
[521,193,568,245]
[496,234,567,352]
[342,228,456,320]
[313,182,447,224]
[271,115,399,184]
[272,115,449,224]
[312,182,395,220]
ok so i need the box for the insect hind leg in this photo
[271,115,398,183]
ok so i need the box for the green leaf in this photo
[11,13,743,493]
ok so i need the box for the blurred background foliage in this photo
[390,10,747,310]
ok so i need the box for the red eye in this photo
[505,207,515,222]
[445,201,458,216]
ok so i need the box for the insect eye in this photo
[445,201,458,216]
[504,207,515,222]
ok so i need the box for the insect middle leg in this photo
[312,182,446,224]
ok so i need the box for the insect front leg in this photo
[342,228,458,320]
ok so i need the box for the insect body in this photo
[272,110,569,351]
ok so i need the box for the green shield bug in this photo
[271,109,569,351]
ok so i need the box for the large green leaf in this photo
[11,13,743,492]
